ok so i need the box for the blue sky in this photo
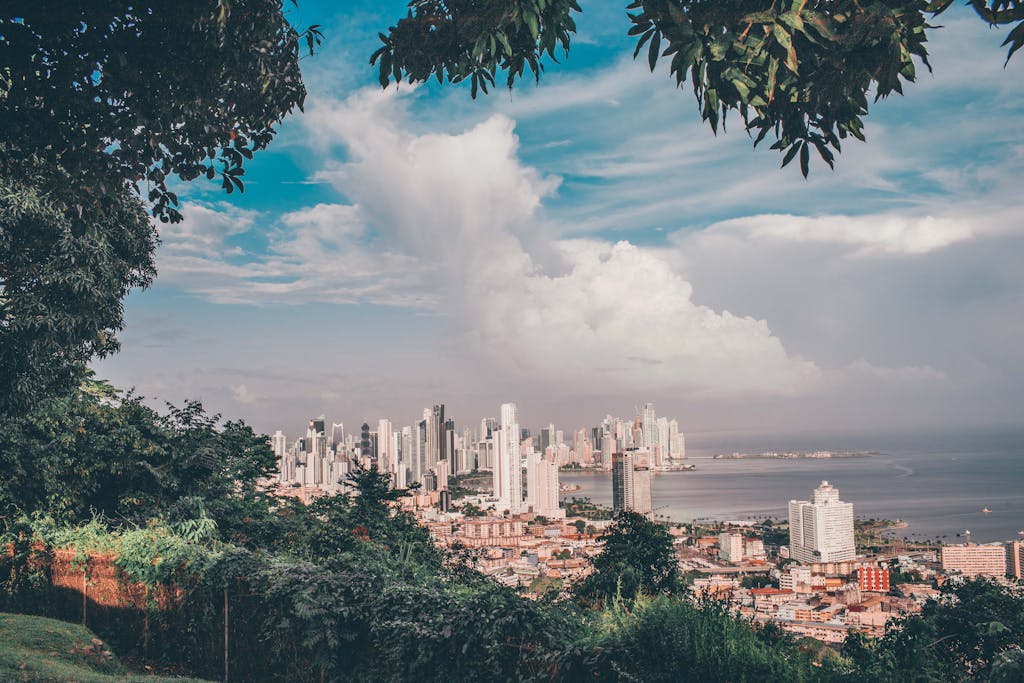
[97,2,1024,439]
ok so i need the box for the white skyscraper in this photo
[376,419,393,474]
[641,403,658,449]
[788,481,856,564]
[493,402,522,513]
[668,419,685,461]
[271,430,287,458]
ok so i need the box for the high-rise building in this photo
[612,452,634,514]
[600,431,615,470]
[668,419,686,461]
[788,481,856,564]
[271,430,287,457]
[525,448,563,519]
[493,402,522,514]
[631,450,652,515]
[377,419,393,474]
[641,403,658,450]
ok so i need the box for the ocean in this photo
[559,426,1024,544]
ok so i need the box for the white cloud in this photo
[702,213,977,255]
[295,88,819,395]
[231,383,266,404]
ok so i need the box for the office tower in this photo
[377,419,393,474]
[555,429,564,447]
[788,481,856,564]
[613,449,652,515]
[612,452,634,514]
[430,404,446,462]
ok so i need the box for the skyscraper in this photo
[493,402,522,513]
[377,419,393,474]
[612,451,634,514]
[788,481,856,564]
[612,449,652,515]
[271,430,287,458]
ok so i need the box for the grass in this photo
[0,613,212,682]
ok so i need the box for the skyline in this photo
[94,0,1023,437]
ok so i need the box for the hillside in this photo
[0,614,211,683]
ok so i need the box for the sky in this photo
[96,1,1024,441]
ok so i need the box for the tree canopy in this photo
[0,1,319,414]
[575,511,680,606]
[372,0,1023,177]
[0,0,320,223]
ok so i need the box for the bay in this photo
[559,426,1024,544]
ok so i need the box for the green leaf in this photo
[648,31,662,71]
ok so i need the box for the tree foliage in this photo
[0,382,277,545]
[575,511,680,606]
[0,0,320,224]
[0,175,155,414]
[373,0,1023,176]
[0,1,320,415]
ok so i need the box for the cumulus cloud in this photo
[297,88,819,395]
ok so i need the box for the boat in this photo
[982,507,992,514]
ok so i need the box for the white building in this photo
[492,402,523,513]
[719,532,745,563]
[788,481,856,564]
[526,448,564,519]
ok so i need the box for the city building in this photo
[941,543,1007,577]
[858,567,890,592]
[788,481,856,564]
[612,450,652,515]
[493,402,523,514]
[719,532,745,563]
[1007,540,1024,580]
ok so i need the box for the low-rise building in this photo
[941,543,1007,577]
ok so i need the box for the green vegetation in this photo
[0,2,319,415]
[374,1,1023,178]
[561,496,613,520]
[0,613,210,682]
[447,472,493,499]
[576,512,680,608]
